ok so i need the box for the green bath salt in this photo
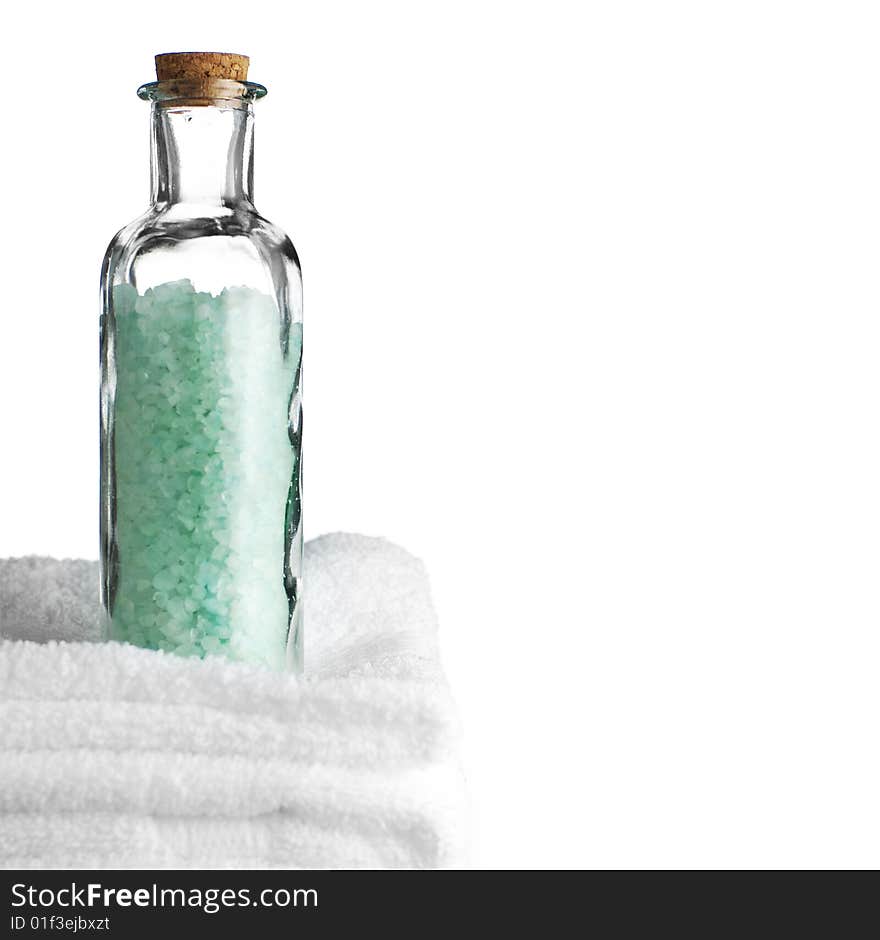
[108,279,301,669]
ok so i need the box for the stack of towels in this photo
[0,534,466,869]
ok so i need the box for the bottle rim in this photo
[137,78,267,105]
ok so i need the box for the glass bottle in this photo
[100,53,303,671]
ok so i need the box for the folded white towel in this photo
[0,534,466,869]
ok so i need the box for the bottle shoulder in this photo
[105,205,297,265]
[102,204,301,295]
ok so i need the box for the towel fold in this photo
[0,644,454,769]
[0,533,466,869]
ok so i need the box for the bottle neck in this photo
[150,103,255,208]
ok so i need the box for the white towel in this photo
[0,533,466,869]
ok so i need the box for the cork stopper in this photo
[155,52,250,84]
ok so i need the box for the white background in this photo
[2,0,879,868]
